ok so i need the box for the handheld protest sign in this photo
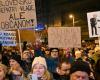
[0,31,16,46]
[87,11,100,37]
[48,27,81,48]
[0,0,37,30]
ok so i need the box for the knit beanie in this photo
[70,61,91,75]
[32,56,47,69]
[9,55,22,65]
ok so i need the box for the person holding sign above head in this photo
[90,14,98,36]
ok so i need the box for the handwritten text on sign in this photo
[0,0,37,30]
[0,31,16,46]
[48,27,81,48]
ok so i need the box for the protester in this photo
[46,48,60,73]
[75,50,82,61]
[8,55,26,80]
[28,56,52,80]
[70,60,94,80]
[22,50,32,77]
[53,60,71,80]
[2,49,10,66]
[0,63,8,80]
[92,46,100,63]
[44,48,50,58]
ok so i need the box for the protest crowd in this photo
[0,40,100,80]
[0,0,100,80]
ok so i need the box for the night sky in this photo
[35,0,100,39]
[36,0,100,29]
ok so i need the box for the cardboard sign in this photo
[0,31,16,46]
[0,0,37,30]
[48,27,81,48]
[87,11,100,37]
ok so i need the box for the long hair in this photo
[42,70,52,80]
[30,65,53,80]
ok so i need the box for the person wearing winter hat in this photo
[46,48,60,73]
[32,56,47,69]
[8,55,27,80]
[29,56,52,80]
[70,60,92,80]
[9,55,22,65]
[50,48,59,59]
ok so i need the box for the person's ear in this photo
[56,67,60,73]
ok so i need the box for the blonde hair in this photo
[31,65,52,80]
[0,64,7,77]
[42,70,52,80]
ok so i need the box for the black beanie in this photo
[50,48,59,52]
[70,61,91,75]
[9,55,22,65]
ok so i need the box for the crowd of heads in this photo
[0,41,100,80]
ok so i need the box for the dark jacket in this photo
[46,57,59,73]
[94,59,100,80]
[53,72,69,80]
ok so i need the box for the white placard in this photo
[87,11,100,37]
[0,0,37,30]
[0,31,16,46]
[48,27,81,48]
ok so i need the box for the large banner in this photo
[0,0,37,30]
[0,31,16,46]
[48,27,81,48]
[87,11,100,37]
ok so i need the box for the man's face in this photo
[59,63,71,75]
[70,71,89,80]
[50,49,58,58]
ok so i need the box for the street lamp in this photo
[69,14,75,27]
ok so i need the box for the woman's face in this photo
[9,59,20,68]
[32,64,46,77]
[0,66,5,80]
